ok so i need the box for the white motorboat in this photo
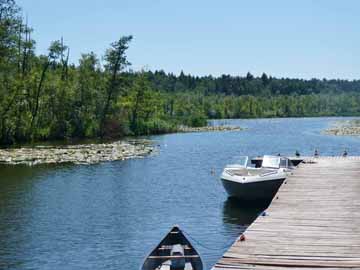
[220,155,294,201]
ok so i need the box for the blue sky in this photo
[17,0,360,79]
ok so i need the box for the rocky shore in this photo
[0,125,242,166]
[177,125,242,133]
[324,120,360,136]
[0,140,154,166]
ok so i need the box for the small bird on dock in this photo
[314,149,319,157]
[343,149,348,157]
[295,150,300,157]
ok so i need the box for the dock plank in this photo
[212,157,360,269]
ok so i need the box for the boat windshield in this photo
[262,155,280,169]
[227,156,249,167]
[279,157,293,168]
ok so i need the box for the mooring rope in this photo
[182,229,239,251]
[209,167,228,196]
[178,169,244,251]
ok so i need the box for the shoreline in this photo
[324,120,360,136]
[177,125,243,133]
[0,139,155,166]
[0,125,243,166]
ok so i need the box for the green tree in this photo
[73,52,102,137]
[100,35,132,137]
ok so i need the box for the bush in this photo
[132,119,178,135]
[185,113,207,127]
[103,118,131,138]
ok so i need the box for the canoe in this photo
[141,226,203,270]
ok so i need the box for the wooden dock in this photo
[213,156,360,269]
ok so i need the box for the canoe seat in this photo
[158,245,191,250]
[148,255,199,259]
[155,261,193,270]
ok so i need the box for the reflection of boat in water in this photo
[221,155,294,201]
[141,226,203,270]
[222,198,269,227]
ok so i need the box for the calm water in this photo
[1,117,360,270]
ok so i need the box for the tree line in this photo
[1,0,360,145]
[142,70,360,96]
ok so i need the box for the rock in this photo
[0,139,155,166]
[177,125,243,133]
[324,120,360,136]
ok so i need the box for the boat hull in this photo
[221,177,285,201]
[141,226,203,270]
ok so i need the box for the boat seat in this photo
[228,168,275,176]
[155,260,193,270]
[158,245,191,250]
[148,255,199,259]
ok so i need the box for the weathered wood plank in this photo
[212,157,360,270]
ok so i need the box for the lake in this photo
[1,117,360,270]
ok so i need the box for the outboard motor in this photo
[170,244,185,270]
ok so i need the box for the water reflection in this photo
[0,164,74,270]
[1,117,360,270]
[222,198,269,231]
